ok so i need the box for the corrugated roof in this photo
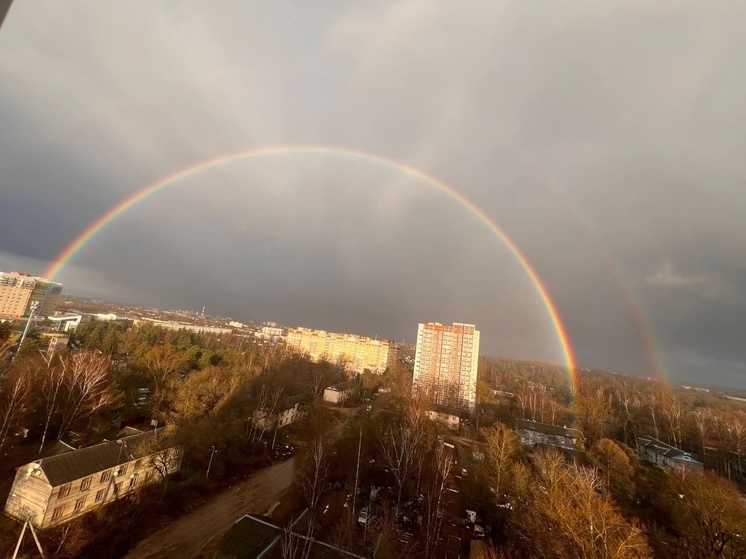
[515,419,585,440]
[32,428,170,487]
[39,441,76,459]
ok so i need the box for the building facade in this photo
[252,395,303,430]
[4,428,182,529]
[515,419,585,451]
[412,323,480,411]
[0,271,62,319]
[286,327,396,374]
[425,405,461,430]
[636,435,704,472]
[323,381,357,404]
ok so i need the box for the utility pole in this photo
[351,424,362,521]
[206,445,217,479]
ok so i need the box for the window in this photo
[74,497,86,512]
[52,506,64,520]
[58,484,71,499]
[134,459,143,470]
[129,474,139,488]
[95,489,106,502]
[117,465,127,476]
[115,482,123,494]
[80,477,91,491]
[100,470,111,483]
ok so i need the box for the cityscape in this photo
[2,271,746,558]
[2,2,746,559]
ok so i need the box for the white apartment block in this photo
[412,322,480,411]
[286,328,396,374]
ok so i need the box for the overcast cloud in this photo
[1,1,745,388]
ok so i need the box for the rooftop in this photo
[25,428,172,487]
[515,419,585,440]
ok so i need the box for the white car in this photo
[357,508,369,525]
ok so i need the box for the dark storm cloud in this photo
[1,1,745,386]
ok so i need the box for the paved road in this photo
[124,457,297,559]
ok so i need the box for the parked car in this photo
[357,509,368,525]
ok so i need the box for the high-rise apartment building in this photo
[412,322,480,411]
[0,271,62,319]
[286,327,397,374]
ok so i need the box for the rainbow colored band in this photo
[44,145,579,392]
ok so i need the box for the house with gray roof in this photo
[636,435,704,472]
[515,419,586,451]
[4,427,182,529]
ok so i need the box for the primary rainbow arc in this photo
[43,145,580,392]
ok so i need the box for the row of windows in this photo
[57,459,154,501]
[52,473,154,521]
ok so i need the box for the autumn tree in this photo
[576,390,613,445]
[482,422,522,497]
[665,471,746,558]
[507,449,651,559]
[138,344,189,416]
[171,366,240,423]
[589,438,635,500]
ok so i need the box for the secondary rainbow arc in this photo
[43,145,580,392]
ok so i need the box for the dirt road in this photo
[124,457,297,559]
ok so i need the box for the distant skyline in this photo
[1,2,746,388]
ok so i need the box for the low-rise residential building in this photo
[252,395,303,430]
[636,435,704,472]
[4,427,182,529]
[425,404,461,430]
[323,381,357,405]
[515,419,585,451]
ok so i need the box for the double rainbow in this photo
[44,145,580,392]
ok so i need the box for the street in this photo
[124,456,297,559]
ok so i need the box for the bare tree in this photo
[310,371,326,403]
[725,417,745,474]
[645,393,660,439]
[249,384,284,450]
[422,445,455,558]
[56,351,117,439]
[378,401,430,510]
[37,354,66,453]
[297,438,328,559]
[661,396,683,448]
[692,410,711,457]
[0,365,33,451]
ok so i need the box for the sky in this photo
[1,1,745,388]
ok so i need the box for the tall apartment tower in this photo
[0,271,62,319]
[412,322,480,411]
